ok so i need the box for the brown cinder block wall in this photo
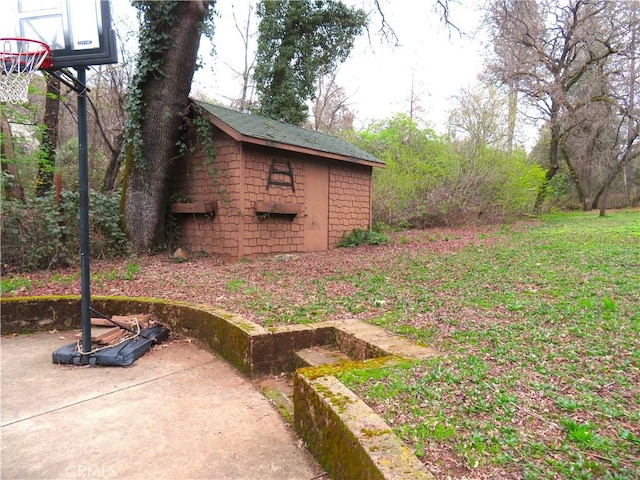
[170,129,373,259]
[328,163,372,247]
[241,145,306,257]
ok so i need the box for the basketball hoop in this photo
[0,38,52,104]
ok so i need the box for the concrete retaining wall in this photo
[1,295,437,480]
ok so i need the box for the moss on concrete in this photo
[296,355,404,381]
[0,295,260,375]
[313,382,354,414]
[361,427,392,438]
[294,372,435,480]
[261,386,293,424]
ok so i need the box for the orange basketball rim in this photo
[0,37,52,104]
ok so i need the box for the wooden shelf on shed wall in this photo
[170,201,217,214]
[254,201,302,218]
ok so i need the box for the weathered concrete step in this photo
[258,346,352,426]
[294,345,352,369]
[254,375,295,425]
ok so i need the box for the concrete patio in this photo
[1,331,325,480]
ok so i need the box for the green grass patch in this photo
[225,278,246,292]
[0,276,32,294]
[49,272,76,285]
[338,210,640,478]
[94,261,141,283]
[337,228,390,247]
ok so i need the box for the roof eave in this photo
[204,112,244,142]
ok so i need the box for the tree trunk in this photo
[534,119,561,211]
[560,145,588,210]
[592,158,626,210]
[0,113,25,202]
[599,184,609,217]
[123,1,209,252]
[506,80,518,155]
[84,85,126,194]
[36,76,61,197]
[625,5,637,200]
[235,3,255,112]
[101,131,124,192]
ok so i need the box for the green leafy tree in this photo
[1,110,25,202]
[253,0,367,125]
[355,114,448,226]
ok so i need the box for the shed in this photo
[169,101,384,259]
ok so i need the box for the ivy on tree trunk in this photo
[0,111,25,202]
[36,76,61,197]
[122,0,215,252]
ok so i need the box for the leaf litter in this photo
[5,216,640,479]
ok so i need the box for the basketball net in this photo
[1,38,52,104]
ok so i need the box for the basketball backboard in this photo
[1,0,118,70]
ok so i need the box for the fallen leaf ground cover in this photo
[3,209,639,479]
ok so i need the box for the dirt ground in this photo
[7,226,501,326]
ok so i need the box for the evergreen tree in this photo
[253,0,366,125]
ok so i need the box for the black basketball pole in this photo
[76,66,92,362]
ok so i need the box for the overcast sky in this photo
[190,0,489,133]
[4,0,489,135]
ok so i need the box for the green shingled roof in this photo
[196,101,383,165]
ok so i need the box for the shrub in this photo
[352,115,547,229]
[1,190,130,272]
[337,228,390,248]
